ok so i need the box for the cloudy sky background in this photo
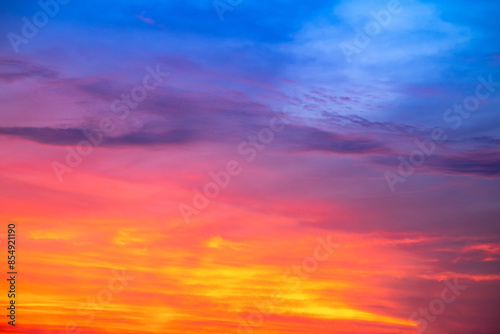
[0,0,499,333]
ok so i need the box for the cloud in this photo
[135,11,155,25]
[278,125,389,154]
[0,58,58,83]
[0,126,193,147]
[427,149,500,177]
[0,122,390,157]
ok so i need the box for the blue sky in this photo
[0,2,500,333]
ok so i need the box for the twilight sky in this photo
[0,0,499,333]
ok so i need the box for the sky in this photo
[0,0,499,333]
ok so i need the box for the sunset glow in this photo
[1,0,500,333]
